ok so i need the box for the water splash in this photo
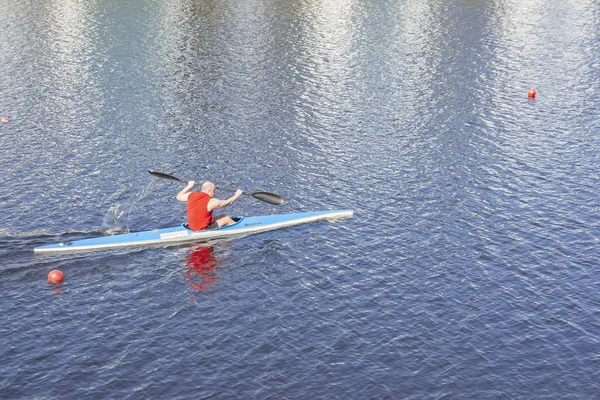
[101,204,128,234]
[101,185,156,234]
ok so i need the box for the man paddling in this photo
[176,181,243,230]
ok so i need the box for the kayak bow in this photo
[34,210,353,253]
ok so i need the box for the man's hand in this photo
[176,181,196,202]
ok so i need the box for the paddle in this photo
[148,170,285,205]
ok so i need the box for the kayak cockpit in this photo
[183,216,245,232]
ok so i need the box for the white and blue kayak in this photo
[34,209,353,253]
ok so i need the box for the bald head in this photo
[201,181,216,195]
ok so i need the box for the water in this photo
[2,0,600,398]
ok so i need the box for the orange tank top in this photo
[187,192,213,230]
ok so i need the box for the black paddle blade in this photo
[148,170,185,183]
[252,192,285,205]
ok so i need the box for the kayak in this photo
[34,209,353,253]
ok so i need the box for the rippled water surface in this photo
[2,0,600,398]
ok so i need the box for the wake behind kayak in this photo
[34,210,353,253]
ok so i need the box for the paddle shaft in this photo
[148,170,284,205]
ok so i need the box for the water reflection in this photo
[185,244,219,292]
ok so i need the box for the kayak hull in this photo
[34,210,353,253]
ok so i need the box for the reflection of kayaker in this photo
[186,245,219,292]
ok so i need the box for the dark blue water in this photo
[2,0,600,398]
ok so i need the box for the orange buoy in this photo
[528,88,536,98]
[48,269,64,283]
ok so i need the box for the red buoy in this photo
[528,88,536,98]
[48,269,64,283]
[0,117,8,123]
